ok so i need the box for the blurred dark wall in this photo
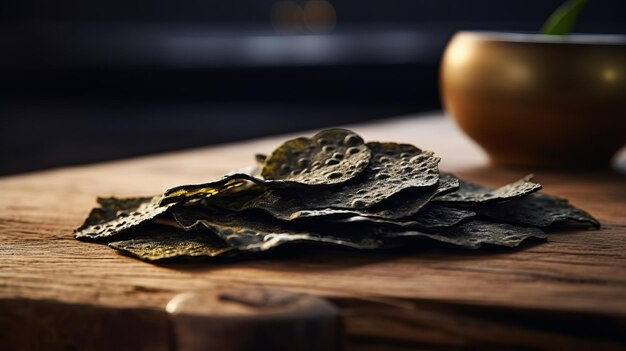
[3,0,625,29]
[1,0,625,175]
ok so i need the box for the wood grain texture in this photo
[1,113,625,350]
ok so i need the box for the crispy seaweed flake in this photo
[323,141,441,208]
[478,193,600,228]
[378,220,546,249]
[288,173,458,221]
[363,172,458,219]
[172,206,382,252]
[435,175,541,204]
[337,203,476,230]
[77,196,154,230]
[409,204,476,228]
[75,196,175,241]
[261,129,372,186]
[161,173,264,206]
[109,228,232,261]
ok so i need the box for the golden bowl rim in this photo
[453,31,626,45]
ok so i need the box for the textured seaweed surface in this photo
[172,206,383,252]
[77,196,154,230]
[436,175,541,204]
[109,227,232,261]
[337,203,476,230]
[478,193,600,228]
[161,173,263,206]
[378,221,547,249]
[261,129,372,186]
[75,196,174,241]
[289,173,458,221]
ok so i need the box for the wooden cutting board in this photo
[1,113,625,350]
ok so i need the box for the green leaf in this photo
[540,0,588,35]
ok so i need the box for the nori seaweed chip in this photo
[109,228,232,261]
[322,141,441,208]
[336,203,476,230]
[378,220,547,249]
[477,193,600,228]
[435,175,542,204]
[288,173,459,221]
[161,173,264,206]
[261,129,372,186]
[172,206,383,252]
[362,172,459,219]
[75,195,175,241]
[77,196,154,231]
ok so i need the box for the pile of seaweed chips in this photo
[75,129,599,262]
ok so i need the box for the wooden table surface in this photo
[1,113,625,351]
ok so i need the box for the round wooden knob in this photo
[166,288,341,351]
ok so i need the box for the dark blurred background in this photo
[1,0,625,175]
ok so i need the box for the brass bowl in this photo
[441,31,626,168]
